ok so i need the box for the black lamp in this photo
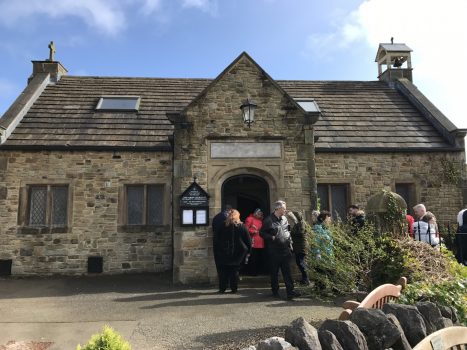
[240,98,257,128]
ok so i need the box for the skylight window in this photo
[96,96,140,111]
[295,99,320,113]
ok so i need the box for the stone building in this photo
[0,42,465,282]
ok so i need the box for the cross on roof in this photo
[48,41,55,61]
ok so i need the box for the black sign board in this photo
[180,183,209,207]
[180,182,209,226]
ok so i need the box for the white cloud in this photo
[311,0,467,128]
[181,0,218,15]
[139,0,163,15]
[0,0,126,36]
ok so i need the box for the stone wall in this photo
[0,150,172,275]
[316,151,465,224]
[172,55,315,284]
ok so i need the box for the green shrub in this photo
[77,325,132,350]
[305,222,386,295]
[304,219,466,297]
[397,247,467,325]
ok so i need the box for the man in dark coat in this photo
[212,205,232,274]
[456,208,467,265]
[260,200,300,300]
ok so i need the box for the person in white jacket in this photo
[412,212,440,247]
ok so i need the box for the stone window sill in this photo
[18,226,69,234]
[118,225,169,233]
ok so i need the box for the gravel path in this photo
[0,274,342,349]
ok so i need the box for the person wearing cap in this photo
[244,208,265,275]
[260,200,300,300]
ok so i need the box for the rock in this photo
[415,301,445,333]
[438,305,452,320]
[285,317,322,350]
[440,317,453,328]
[386,313,412,350]
[319,320,368,350]
[318,330,344,350]
[241,347,257,350]
[257,337,297,350]
[350,308,401,350]
[449,306,459,324]
[382,304,426,347]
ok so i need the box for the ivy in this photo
[382,190,406,235]
[440,158,462,185]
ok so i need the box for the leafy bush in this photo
[305,220,466,297]
[398,248,467,325]
[77,325,132,350]
[305,222,386,295]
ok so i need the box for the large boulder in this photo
[285,317,322,350]
[350,308,401,350]
[366,190,407,234]
[257,337,297,350]
[318,330,344,350]
[319,320,368,350]
[382,304,426,347]
[415,301,450,333]
[386,313,412,350]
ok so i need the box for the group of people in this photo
[409,204,467,263]
[211,200,368,299]
[212,201,304,299]
[408,204,441,247]
[211,200,467,299]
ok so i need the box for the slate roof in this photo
[0,75,457,151]
[378,43,412,53]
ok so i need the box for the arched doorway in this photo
[221,175,270,221]
[221,174,270,276]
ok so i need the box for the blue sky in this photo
[1,0,466,132]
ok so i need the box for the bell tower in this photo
[375,38,413,85]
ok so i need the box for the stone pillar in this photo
[304,125,318,214]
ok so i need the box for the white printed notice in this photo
[196,210,207,224]
[182,209,193,224]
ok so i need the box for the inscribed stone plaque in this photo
[211,142,281,158]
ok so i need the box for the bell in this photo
[393,57,403,68]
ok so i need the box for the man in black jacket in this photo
[260,200,300,300]
[212,205,232,277]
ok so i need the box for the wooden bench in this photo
[338,277,407,320]
[413,326,467,350]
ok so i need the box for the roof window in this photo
[294,98,320,113]
[96,96,140,111]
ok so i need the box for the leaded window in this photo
[126,185,164,225]
[28,185,69,227]
[317,183,349,221]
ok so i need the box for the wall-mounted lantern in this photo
[240,98,257,128]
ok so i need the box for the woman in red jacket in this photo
[244,208,265,276]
